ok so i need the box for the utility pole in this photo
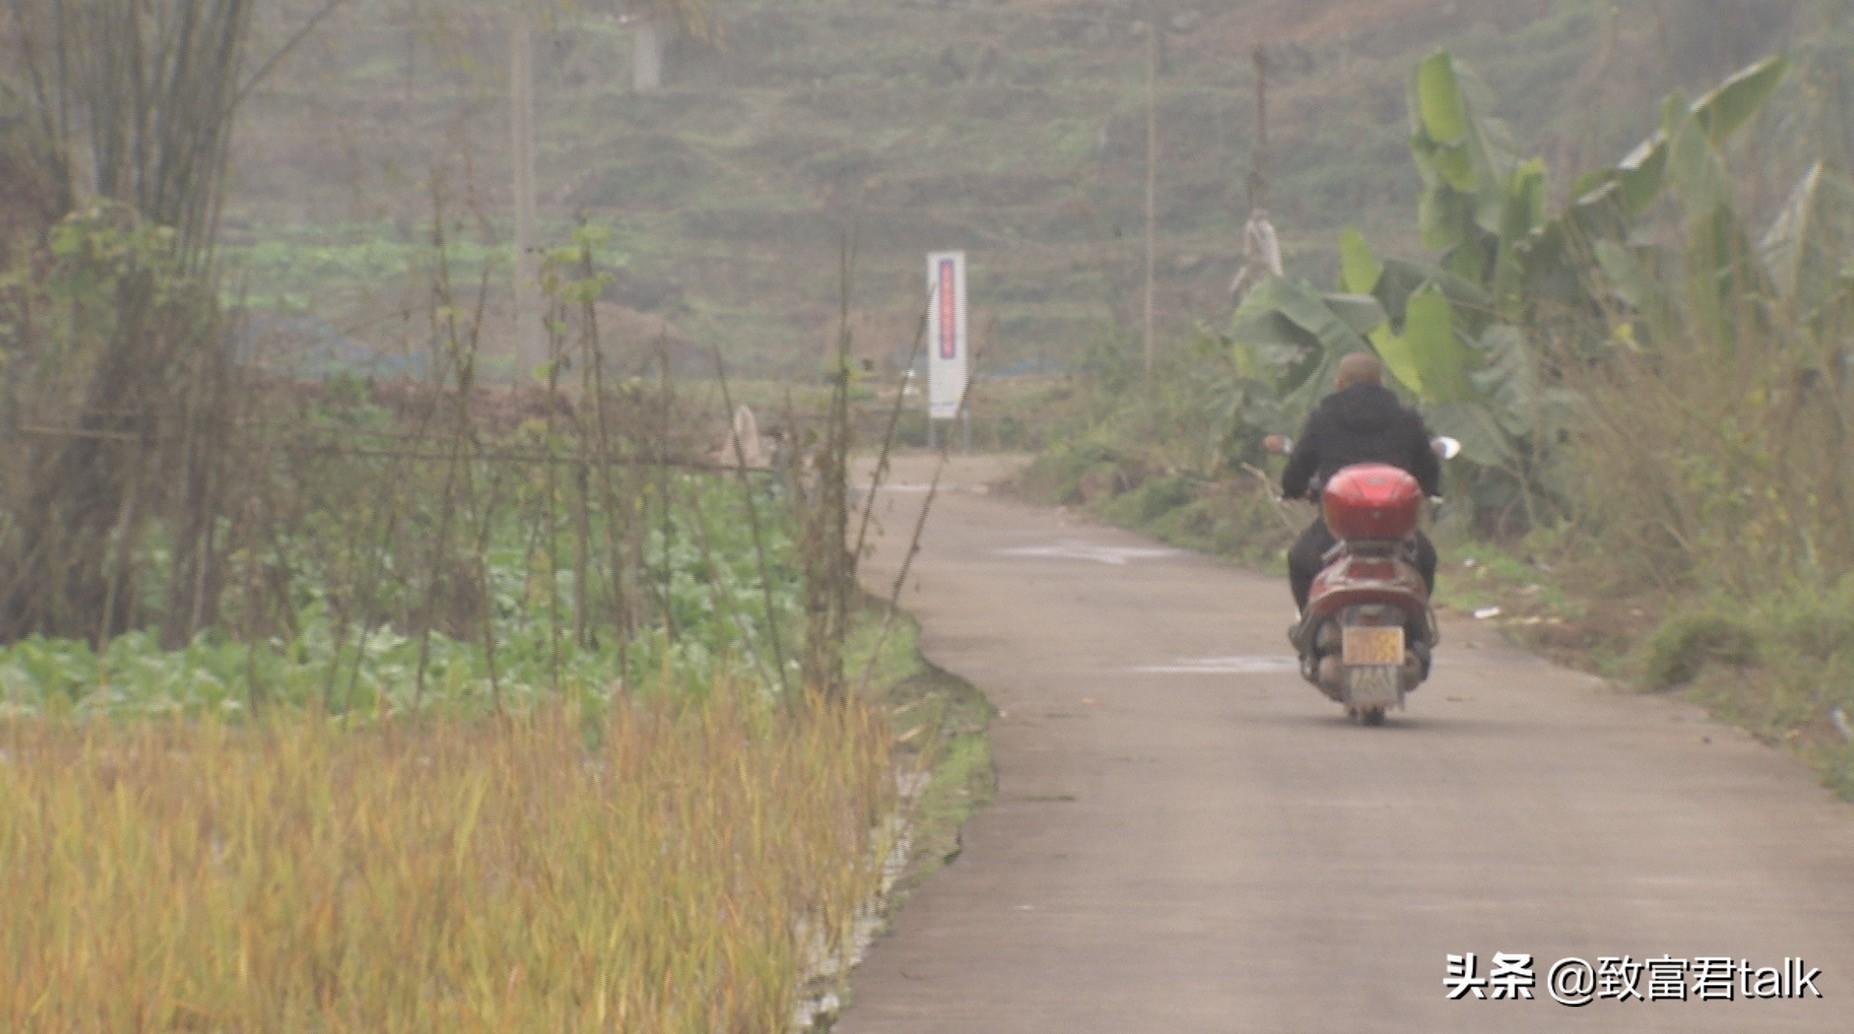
[633,10,664,92]
[511,1,541,373]
[1229,43,1282,304]
[1250,44,1269,212]
[1143,10,1158,383]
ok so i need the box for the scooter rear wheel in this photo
[1354,706,1386,727]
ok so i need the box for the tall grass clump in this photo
[1555,311,1854,598]
[0,689,893,1032]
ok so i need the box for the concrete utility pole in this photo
[1251,44,1269,211]
[1143,11,1158,383]
[1229,44,1282,304]
[511,1,541,372]
[633,12,664,92]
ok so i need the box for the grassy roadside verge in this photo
[1014,452,1854,802]
[1422,542,1854,801]
[853,606,995,893]
[787,601,993,1030]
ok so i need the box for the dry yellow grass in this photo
[0,689,893,1032]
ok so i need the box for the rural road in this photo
[844,454,1854,1033]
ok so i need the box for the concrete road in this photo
[843,454,1854,1033]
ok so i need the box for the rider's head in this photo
[1335,352,1383,391]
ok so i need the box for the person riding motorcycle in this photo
[1277,353,1441,622]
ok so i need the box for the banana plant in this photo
[1525,54,1790,321]
[1410,50,1789,325]
[1407,51,1548,303]
[1226,275,1383,425]
[1333,224,1569,503]
[1575,60,1854,362]
[1593,153,1854,362]
[1229,50,1797,523]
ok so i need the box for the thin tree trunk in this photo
[510,5,540,370]
[1143,12,1157,382]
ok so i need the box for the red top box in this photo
[1322,463,1423,542]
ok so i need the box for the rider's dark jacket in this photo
[1281,382,1441,501]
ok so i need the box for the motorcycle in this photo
[1261,435,1460,725]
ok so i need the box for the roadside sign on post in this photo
[927,251,968,425]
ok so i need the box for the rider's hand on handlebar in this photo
[1278,482,1321,505]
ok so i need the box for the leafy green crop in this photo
[0,472,801,721]
[219,226,520,312]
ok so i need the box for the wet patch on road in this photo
[1127,655,1299,675]
[879,482,989,495]
[995,540,1183,566]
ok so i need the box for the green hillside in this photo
[223,0,1837,376]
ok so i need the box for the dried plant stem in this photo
[579,265,635,678]
[714,347,792,701]
[544,301,565,693]
[653,342,677,643]
[410,259,485,715]
[852,291,932,566]
[857,335,984,694]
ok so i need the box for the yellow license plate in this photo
[1342,626,1405,666]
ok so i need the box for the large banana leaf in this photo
[1414,51,1470,151]
[1327,293,1390,337]
[1762,162,1854,323]
[1374,257,1494,332]
[1419,191,1479,263]
[1467,325,1540,438]
[1230,277,1376,358]
[1579,138,1671,218]
[1368,328,1425,398]
[1693,54,1791,145]
[1682,204,1775,356]
[1663,94,1732,218]
[1408,51,1518,268]
[1566,55,1789,220]
[1492,159,1549,300]
[1224,275,1494,428]
[1425,399,1515,468]
[1228,277,1379,421]
[1339,228,1383,296]
[1592,239,1674,339]
[1401,286,1472,403]
[1336,229,1425,396]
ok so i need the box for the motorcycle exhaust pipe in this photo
[1399,652,1425,692]
[1317,655,1345,700]
[1315,622,1342,653]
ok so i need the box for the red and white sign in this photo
[926,251,968,421]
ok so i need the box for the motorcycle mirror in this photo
[1262,434,1293,456]
[1431,436,1462,460]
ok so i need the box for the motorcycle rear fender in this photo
[1305,551,1432,641]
